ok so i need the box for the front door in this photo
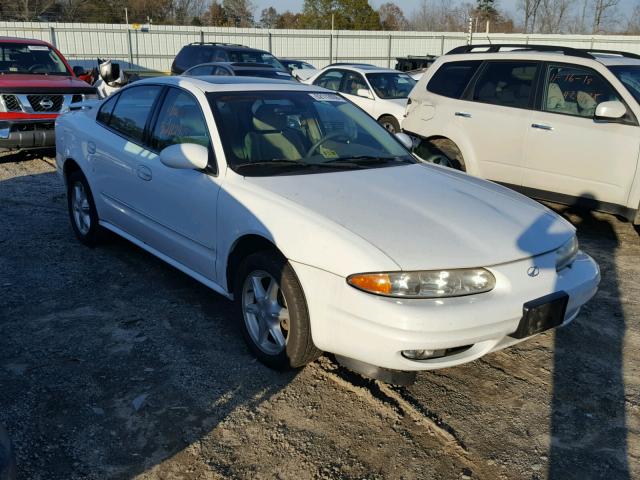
[523,63,640,206]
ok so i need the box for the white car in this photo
[55,76,599,381]
[403,44,640,225]
[304,64,416,133]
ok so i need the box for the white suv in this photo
[403,44,640,225]
[305,64,416,133]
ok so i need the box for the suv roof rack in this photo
[188,42,247,48]
[447,44,640,61]
[581,48,640,59]
[447,44,593,58]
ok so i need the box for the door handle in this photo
[531,123,553,131]
[87,141,96,154]
[455,111,472,118]
[136,165,152,181]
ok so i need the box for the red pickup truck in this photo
[0,36,97,152]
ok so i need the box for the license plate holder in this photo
[510,291,569,339]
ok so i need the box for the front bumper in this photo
[0,119,56,150]
[292,251,600,371]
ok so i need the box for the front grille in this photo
[27,95,64,112]
[2,95,21,111]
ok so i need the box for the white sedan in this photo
[55,76,599,381]
[304,64,416,133]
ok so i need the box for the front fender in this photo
[215,178,401,288]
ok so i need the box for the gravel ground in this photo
[1,153,638,480]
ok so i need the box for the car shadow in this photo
[0,170,298,478]
[529,202,630,479]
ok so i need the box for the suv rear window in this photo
[173,46,217,73]
[427,61,481,98]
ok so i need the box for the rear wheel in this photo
[236,251,321,370]
[67,170,102,247]
[378,115,400,134]
[414,138,466,171]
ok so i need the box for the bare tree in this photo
[378,2,408,30]
[592,0,619,33]
[519,0,542,32]
[536,0,574,33]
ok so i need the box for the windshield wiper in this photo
[322,155,412,166]
[235,160,365,171]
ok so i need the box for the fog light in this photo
[402,349,435,360]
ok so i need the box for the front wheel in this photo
[235,251,321,370]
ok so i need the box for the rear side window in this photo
[108,86,162,143]
[314,70,344,91]
[174,46,215,72]
[427,61,481,98]
[186,65,215,76]
[96,94,118,125]
[471,61,538,109]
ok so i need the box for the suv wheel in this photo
[236,251,321,370]
[67,170,102,247]
[378,115,400,134]
[415,138,466,171]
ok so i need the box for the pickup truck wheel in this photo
[236,251,321,370]
[378,115,400,134]
[418,138,466,171]
[67,170,102,247]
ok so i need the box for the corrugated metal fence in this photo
[2,22,640,72]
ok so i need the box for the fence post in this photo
[127,28,134,69]
[590,37,595,49]
[268,31,272,53]
[328,33,333,64]
[200,30,204,43]
[387,34,392,68]
[49,26,56,48]
[440,35,445,54]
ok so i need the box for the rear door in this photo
[523,63,640,206]
[452,60,540,185]
[90,85,163,239]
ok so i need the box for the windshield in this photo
[208,91,414,176]
[228,50,285,70]
[366,72,416,99]
[0,43,69,75]
[235,69,294,80]
[609,65,640,103]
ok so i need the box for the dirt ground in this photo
[0,153,638,480]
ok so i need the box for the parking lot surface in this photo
[1,153,638,480]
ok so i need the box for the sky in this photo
[251,0,636,22]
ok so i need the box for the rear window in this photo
[427,61,481,98]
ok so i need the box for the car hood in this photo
[245,163,575,270]
[0,74,93,91]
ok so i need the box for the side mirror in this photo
[356,88,374,99]
[160,143,208,170]
[595,100,626,120]
[395,132,413,150]
[72,65,86,76]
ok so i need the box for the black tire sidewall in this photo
[67,170,101,247]
[235,251,320,370]
[379,115,400,134]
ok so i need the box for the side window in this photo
[96,93,118,125]
[150,88,211,152]
[471,61,538,109]
[109,86,162,143]
[342,72,369,96]
[314,70,344,91]
[215,66,232,76]
[543,64,622,118]
[187,65,213,76]
[212,49,228,62]
[427,60,481,98]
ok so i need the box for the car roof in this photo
[0,36,52,46]
[136,75,326,93]
[322,64,404,74]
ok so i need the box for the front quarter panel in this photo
[216,175,401,290]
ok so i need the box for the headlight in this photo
[347,268,496,298]
[555,235,579,271]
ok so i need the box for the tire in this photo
[378,115,401,134]
[67,170,102,247]
[417,138,466,171]
[235,250,321,370]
